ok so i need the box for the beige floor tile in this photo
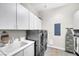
[44,47,76,56]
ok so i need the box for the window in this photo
[54,23,61,36]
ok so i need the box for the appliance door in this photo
[76,37,79,53]
[74,37,79,54]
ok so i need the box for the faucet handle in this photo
[10,37,15,44]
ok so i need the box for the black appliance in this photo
[26,30,47,56]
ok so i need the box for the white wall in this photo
[40,4,79,50]
[73,10,79,29]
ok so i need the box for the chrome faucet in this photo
[10,37,21,44]
[10,37,15,44]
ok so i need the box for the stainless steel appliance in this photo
[26,30,47,56]
[65,28,74,53]
[74,30,79,55]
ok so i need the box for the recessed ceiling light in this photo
[44,4,47,8]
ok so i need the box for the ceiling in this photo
[21,3,67,17]
[21,3,67,12]
[21,3,79,21]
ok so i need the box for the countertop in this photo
[0,39,34,56]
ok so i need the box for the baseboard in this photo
[47,44,65,51]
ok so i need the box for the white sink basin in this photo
[0,40,32,56]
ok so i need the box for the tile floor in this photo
[44,47,76,56]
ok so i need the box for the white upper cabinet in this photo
[0,3,16,29]
[35,16,42,29]
[29,12,36,29]
[0,3,42,30]
[17,4,29,30]
[29,12,42,30]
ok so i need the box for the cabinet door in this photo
[29,12,42,29]
[24,44,34,56]
[35,17,42,29]
[0,3,16,29]
[17,4,29,30]
[29,12,36,29]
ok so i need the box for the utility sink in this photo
[0,40,32,56]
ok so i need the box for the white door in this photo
[17,4,29,30]
[0,3,16,29]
